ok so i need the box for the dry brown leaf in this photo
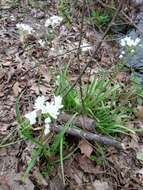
[135,106,143,122]
[30,83,51,96]
[12,82,21,96]
[79,140,93,158]
[2,61,12,66]
[39,65,51,82]
[116,72,127,83]
[93,180,112,190]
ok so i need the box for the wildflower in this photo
[119,50,125,59]
[34,96,46,113]
[44,117,51,135]
[120,36,141,47]
[54,96,63,109]
[24,95,63,136]
[45,96,63,119]
[24,110,37,125]
[45,15,63,28]
[119,54,123,59]
[131,49,135,53]
[16,23,34,34]
[38,39,45,47]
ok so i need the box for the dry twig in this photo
[52,124,125,151]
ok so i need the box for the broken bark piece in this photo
[58,112,96,132]
[52,125,125,151]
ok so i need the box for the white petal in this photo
[131,49,135,53]
[45,117,51,124]
[34,96,46,112]
[121,50,125,55]
[134,38,141,46]
[45,15,63,28]
[44,123,51,135]
[119,54,123,59]
[24,110,37,125]
[120,38,126,46]
[16,23,34,34]
[54,96,63,109]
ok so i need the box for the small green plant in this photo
[56,72,135,136]
[91,10,111,28]
[16,97,77,183]
[58,0,72,26]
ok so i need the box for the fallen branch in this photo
[52,124,125,151]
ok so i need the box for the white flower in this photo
[120,37,127,47]
[120,36,141,47]
[44,117,51,135]
[121,50,125,55]
[54,96,63,109]
[24,110,37,125]
[119,50,125,59]
[34,96,46,114]
[45,15,63,28]
[80,42,92,52]
[45,102,59,119]
[43,96,63,119]
[131,49,135,53]
[38,39,45,47]
[134,38,141,46]
[16,23,34,34]
[119,54,123,59]
[24,95,63,130]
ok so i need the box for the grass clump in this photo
[56,71,135,136]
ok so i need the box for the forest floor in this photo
[0,1,143,190]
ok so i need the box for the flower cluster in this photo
[119,50,125,59]
[119,36,141,59]
[16,23,34,43]
[120,36,141,47]
[45,15,63,28]
[16,23,34,34]
[24,95,63,135]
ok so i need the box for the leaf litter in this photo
[0,1,143,190]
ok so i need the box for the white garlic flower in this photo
[44,96,63,119]
[45,15,63,28]
[120,36,141,47]
[24,110,38,125]
[34,96,46,113]
[24,95,63,134]
[119,50,125,59]
[16,23,34,34]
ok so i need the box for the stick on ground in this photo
[52,124,125,151]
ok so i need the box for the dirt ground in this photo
[0,1,143,190]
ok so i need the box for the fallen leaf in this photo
[79,140,93,158]
[135,106,143,122]
[12,82,21,96]
[93,180,112,190]
[136,168,143,176]
[39,65,51,82]
[2,61,12,66]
